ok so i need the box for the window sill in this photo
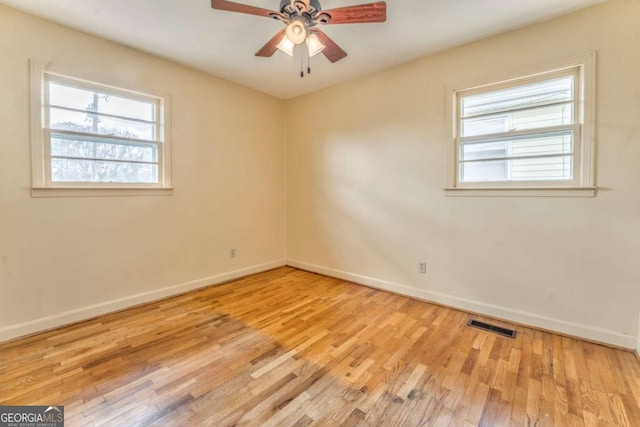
[31,186,174,198]
[444,186,596,198]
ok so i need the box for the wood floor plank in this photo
[1,266,638,426]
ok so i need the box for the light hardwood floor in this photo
[1,267,639,426]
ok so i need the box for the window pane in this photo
[51,158,157,183]
[461,76,573,118]
[48,82,155,121]
[462,115,509,137]
[510,103,573,132]
[511,155,573,181]
[460,156,572,183]
[49,107,155,140]
[462,103,573,137]
[460,140,507,161]
[510,132,572,157]
[460,159,508,182]
[48,82,93,111]
[51,135,157,163]
[461,131,572,162]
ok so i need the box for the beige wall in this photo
[286,0,640,348]
[0,5,286,340]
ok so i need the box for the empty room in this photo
[0,0,639,425]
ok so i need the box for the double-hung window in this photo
[30,61,171,195]
[446,53,595,196]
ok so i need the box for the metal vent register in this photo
[467,319,516,338]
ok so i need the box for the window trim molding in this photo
[444,52,596,197]
[29,59,173,197]
[444,186,596,198]
[31,187,174,198]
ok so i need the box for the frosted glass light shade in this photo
[276,35,294,56]
[285,20,307,44]
[306,33,325,57]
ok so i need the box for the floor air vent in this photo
[467,319,516,338]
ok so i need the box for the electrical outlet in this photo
[419,262,427,274]
[230,248,236,258]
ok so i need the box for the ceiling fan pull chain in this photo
[300,49,304,78]
[307,44,311,74]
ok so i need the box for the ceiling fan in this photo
[211,0,387,65]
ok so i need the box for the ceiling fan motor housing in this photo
[279,0,322,15]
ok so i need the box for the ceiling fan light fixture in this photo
[306,33,325,57]
[276,34,294,56]
[213,0,387,65]
[285,19,307,44]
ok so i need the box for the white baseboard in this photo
[0,259,286,343]
[287,259,637,350]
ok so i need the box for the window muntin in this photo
[33,69,169,189]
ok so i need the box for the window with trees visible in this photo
[445,53,596,196]
[30,61,171,192]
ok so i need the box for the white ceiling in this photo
[1,0,604,99]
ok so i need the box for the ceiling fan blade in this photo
[255,29,286,57]
[321,1,386,24]
[314,30,347,63]
[211,0,276,18]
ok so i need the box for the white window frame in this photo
[445,52,596,197]
[30,60,172,197]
